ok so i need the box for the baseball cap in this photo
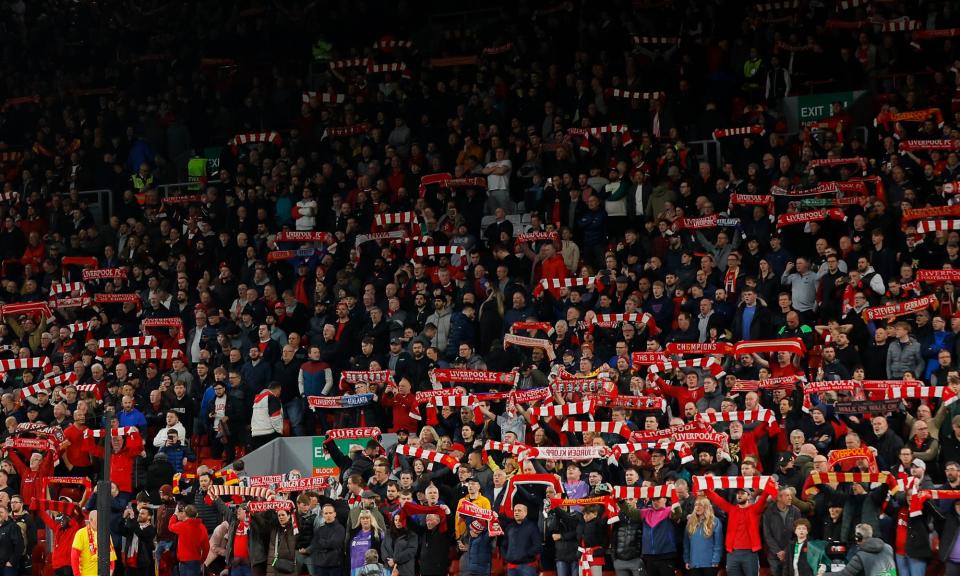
[912,459,926,471]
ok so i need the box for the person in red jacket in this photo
[381,378,419,432]
[38,503,84,576]
[4,443,56,506]
[704,480,777,576]
[168,504,210,576]
[89,426,145,497]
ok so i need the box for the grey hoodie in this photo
[837,537,896,576]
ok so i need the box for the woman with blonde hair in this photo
[684,495,724,576]
[349,509,384,576]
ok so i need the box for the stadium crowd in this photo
[2,0,960,576]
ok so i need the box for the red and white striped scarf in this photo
[373,40,413,49]
[611,442,693,463]
[19,372,78,400]
[414,245,465,259]
[698,408,776,426]
[913,29,960,40]
[367,62,407,74]
[713,126,765,140]
[544,276,595,290]
[228,132,282,146]
[693,475,772,493]
[339,370,393,391]
[0,301,52,319]
[49,281,86,296]
[631,36,678,44]
[374,211,419,227]
[329,58,368,69]
[483,440,536,460]
[98,336,155,353]
[756,0,797,11]
[119,348,184,362]
[916,219,960,234]
[83,426,139,438]
[648,357,725,378]
[510,321,554,334]
[302,91,346,104]
[0,356,52,376]
[606,88,663,100]
[206,485,273,499]
[886,384,957,406]
[65,320,94,334]
[533,400,594,419]
[568,124,630,139]
[395,445,460,471]
[733,338,806,357]
[611,485,677,501]
[275,231,330,243]
[561,420,630,437]
[592,312,660,335]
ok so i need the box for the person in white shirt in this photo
[295,187,318,231]
[482,147,512,214]
[152,411,188,448]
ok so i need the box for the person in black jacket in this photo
[295,494,317,575]
[611,499,644,575]
[120,505,156,573]
[417,513,452,576]
[311,504,346,576]
[545,501,580,576]
[929,498,960,575]
[576,505,609,576]
[0,505,24,574]
[500,503,542,576]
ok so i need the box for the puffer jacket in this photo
[545,508,580,563]
[885,337,924,379]
[612,504,643,561]
[381,529,419,576]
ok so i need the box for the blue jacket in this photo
[683,517,724,568]
[299,360,332,397]
[240,359,272,396]
[159,442,196,474]
[578,207,607,246]
[445,312,476,359]
[117,408,147,431]
[465,531,493,576]
[500,518,541,564]
[640,507,678,556]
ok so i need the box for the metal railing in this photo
[688,139,723,170]
[76,188,113,224]
[157,180,222,199]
